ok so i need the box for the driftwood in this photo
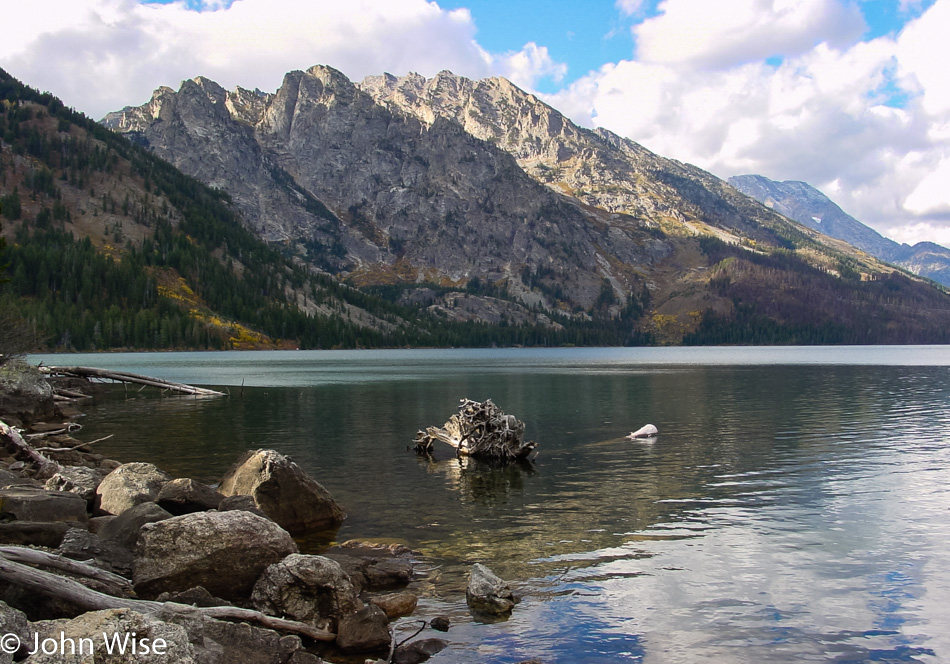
[0,546,131,595]
[40,366,225,397]
[0,554,335,642]
[0,418,64,476]
[414,398,536,461]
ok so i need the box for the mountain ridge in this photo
[728,174,950,287]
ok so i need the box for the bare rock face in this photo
[251,554,360,631]
[466,563,515,616]
[95,462,172,516]
[27,608,195,663]
[133,510,297,600]
[218,449,345,534]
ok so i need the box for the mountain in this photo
[4,67,620,352]
[99,65,950,345]
[728,174,950,287]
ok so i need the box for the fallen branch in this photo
[40,366,225,397]
[0,556,335,642]
[33,434,113,453]
[0,546,131,595]
[0,418,63,476]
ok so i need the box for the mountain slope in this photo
[100,66,950,345]
[728,174,950,287]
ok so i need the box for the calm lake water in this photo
[31,346,950,663]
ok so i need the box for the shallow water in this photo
[32,346,950,663]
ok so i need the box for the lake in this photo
[31,346,950,663]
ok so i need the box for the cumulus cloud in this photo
[0,0,494,118]
[492,42,568,91]
[547,0,950,243]
[633,0,867,69]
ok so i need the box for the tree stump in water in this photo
[413,399,536,461]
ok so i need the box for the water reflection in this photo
[66,352,950,663]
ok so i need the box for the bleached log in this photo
[0,546,131,594]
[0,556,335,642]
[41,366,225,397]
[0,418,63,476]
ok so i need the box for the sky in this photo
[1,0,948,247]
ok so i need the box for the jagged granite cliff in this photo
[102,66,950,344]
[729,174,950,287]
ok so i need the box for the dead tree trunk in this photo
[40,366,225,397]
[414,399,536,461]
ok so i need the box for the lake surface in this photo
[31,346,950,663]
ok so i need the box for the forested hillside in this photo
[0,68,638,351]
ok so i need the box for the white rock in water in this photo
[628,424,658,439]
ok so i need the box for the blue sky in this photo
[2,0,948,245]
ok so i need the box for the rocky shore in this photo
[0,360,525,664]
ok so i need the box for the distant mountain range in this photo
[729,174,950,287]
[4,63,950,349]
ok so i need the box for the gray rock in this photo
[392,637,449,664]
[466,563,515,616]
[45,466,103,503]
[0,521,69,547]
[0,600,31,664]
[27,608,195,663]
[334,604,390,654]
[0,361,56,426]
[95,462,172,516]
[153,605,318,664]
[0,486,88,524]
[251,554,360,631]
[133,510,297,600]
[217,494,269,519]
[429,616,450,632]
[324,554,413,593]
[156,478,224,515]
[155,586,231,608]
[98,502,173,550]
[57,528,102,561]
[218,449,345,535]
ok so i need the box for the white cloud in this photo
[616,0,647,16]
[492,42,568,91]
[546,0,950,244]
[633,0,867,69]
[0,0,495,119]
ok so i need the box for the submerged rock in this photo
[466,563,516,617]
[218,449,345,534]
[133,510,297,600]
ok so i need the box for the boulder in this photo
[324,554,413,593]
[156,478,224,515]
[0,600,31,664]
[57,528,103,561]
[133,510,297,601]
[334,604,390,654]
[98,502,173,550]
[153,605,320,664]
[218,449,345,534]
[155,586,232,608]
[466,563,515,616]
[217,494,270,519]
[0,360,56,426]
[0,486,88,524]
[251,554,360,631]
[27,608,195,663]
[369,592,418,619]
[392,638,449,664]
[45,466,103,503]
[0,521,69,547]
[95,462,172,516]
